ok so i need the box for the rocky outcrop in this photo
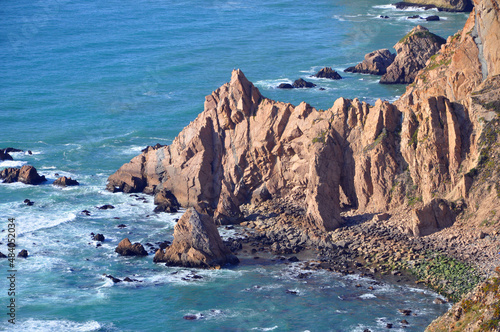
[0,165,47,185]
[153,208,239,268]
[380,25,446,84]
[314,67,342,79]
[345,49,396,75]
[408,199,455,236]
[53,176,79,187]
[393,0,473,12]
[292,78,316,88]
[108,69,410,231]
[115,238,148,256]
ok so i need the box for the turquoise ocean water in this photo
[1,1,468,331]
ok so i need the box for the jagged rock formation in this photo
[108,0,499,242]
[108,69,406,231]
[0,165,46,185]
[394,0,473,12]
[345,49,395,75]
[380,25,446,84]
[115,238,148,256]
[153,208,239,268]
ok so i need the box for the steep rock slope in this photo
[108,0,500,240]
[108,69,404,231]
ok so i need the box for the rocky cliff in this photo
[107,68,409,232]
[108,0,500,236]
[108,0,500,324]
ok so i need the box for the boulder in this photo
[0,165,46,185]
[293,78,316,88]
[53,176,79,187]
[0,150,13,161]
[153,188,180,213]
[93,234,105,242]
[153,208,239,268]
[314,67,342,79]
[345,49,396,75]
[380,26,446,84]
[115,238,148,256]
[409,199,455,236]
[277,83,294,89]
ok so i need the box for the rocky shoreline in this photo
[220,200,490,303]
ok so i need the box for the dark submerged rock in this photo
[17,249,28,258]
[292,78,316,88]
[313,67,342,80]
[277,83,294,89]
[0,150,13,161]
[153,189,180,213]
[93,233,105,242]
[98,204,115,210]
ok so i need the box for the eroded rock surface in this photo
[380,25,446,84]
[115,238,148,256]
[345,49,395,75]
[0,165,46,185]
[153,208,239,268]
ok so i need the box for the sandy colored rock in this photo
[380,26,446,84]
[53,176,79,187]
[345,49,395,75]
[0,165,46,185]
[115,238,148,256]
[409,199,455,236]
[153,208,239,268]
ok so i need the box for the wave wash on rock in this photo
[107,69,404,232]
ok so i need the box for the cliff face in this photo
[108,0,499,240]
[108,69,404,231]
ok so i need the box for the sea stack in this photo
[153,208,239,268]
